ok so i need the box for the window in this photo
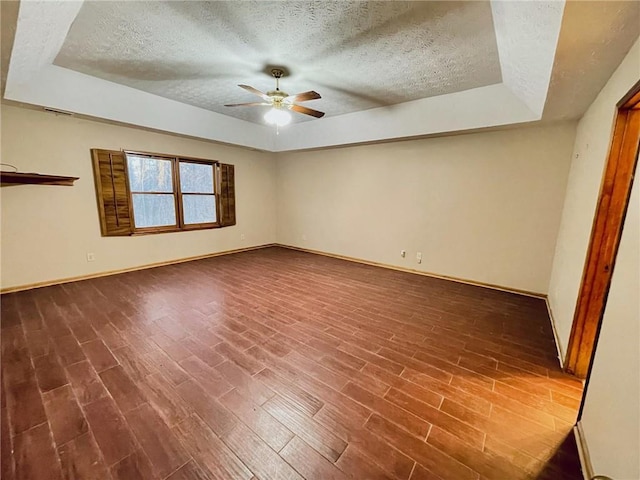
[91,149,235,236]
[124,153,218,232]
[179,161,217,225]
[127,154,177,229]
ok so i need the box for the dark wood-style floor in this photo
[1,246,584,480]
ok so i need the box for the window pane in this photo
[132,194,176,228]
[127,155,173,192]
[179,162,214,193]
[183,194,216,224]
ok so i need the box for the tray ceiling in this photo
[54,1,502,124]
[3,1,639,152]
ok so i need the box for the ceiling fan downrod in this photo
[271,68,284,91]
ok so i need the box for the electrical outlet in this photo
[86,252,95,262]
[240,233,245,241]
[400,250,406,258]
[302,234,307,241]
[416,252,422,264]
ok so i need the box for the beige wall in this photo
[548,38,640,358]
[0,105,277,290]
[547,38,639,478]
[276,123,576,294]
[0,105,578,296]
[582,174,638,479]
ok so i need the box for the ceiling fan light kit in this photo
[264,107,291,126]
[225,67,325,131]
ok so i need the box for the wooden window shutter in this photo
[91,149,133,236]
[218,163,236,226]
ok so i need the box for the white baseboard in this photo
[574,422,594,480]
[545,297,565,368]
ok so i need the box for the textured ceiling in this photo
[54,1,501,124]
[543,0,640,120]
[3,1,639,151]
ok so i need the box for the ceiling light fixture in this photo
[263,107,291,127]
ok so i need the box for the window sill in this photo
[130,223,221,236]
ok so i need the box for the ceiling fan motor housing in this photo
[266,90,289,108]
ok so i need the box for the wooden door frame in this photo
[565,80,640,379]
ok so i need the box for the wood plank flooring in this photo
[1,246,584,479]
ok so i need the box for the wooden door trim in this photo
[618,79,640,108]
[565,81,640,379]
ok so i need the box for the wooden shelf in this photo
[0,171,79,187]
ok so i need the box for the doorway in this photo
[565,80,640,379]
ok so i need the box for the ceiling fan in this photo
[225,68,325,127]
